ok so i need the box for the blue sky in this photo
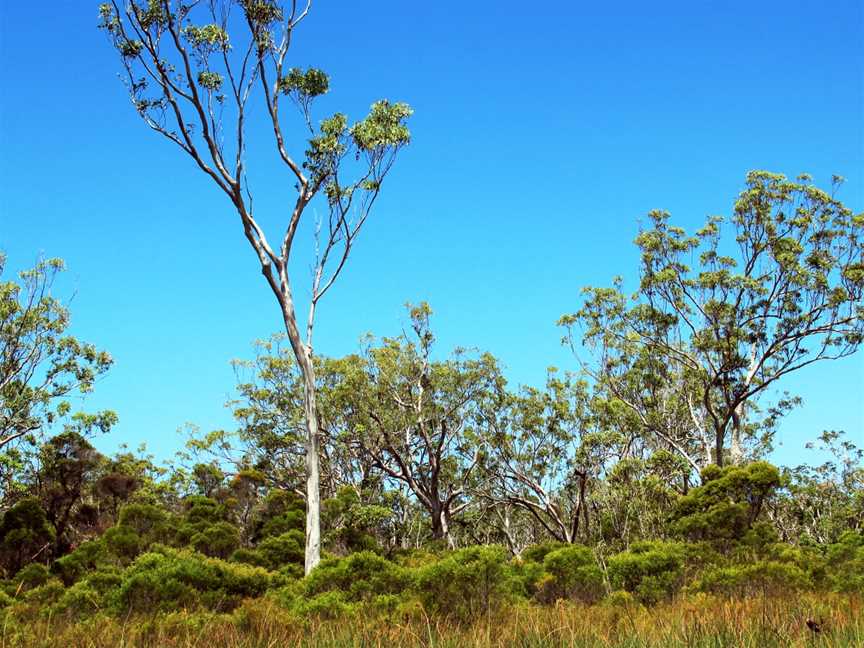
[1,1,862,466]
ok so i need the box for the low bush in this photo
[692,560,811,595]
[414,545,516,623]
[114,545,272,614]
[826,531,864,593]
[607,541,686,605]
[303,550,410,603]
[535,544,604,603]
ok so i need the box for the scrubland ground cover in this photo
[2,592,861,647]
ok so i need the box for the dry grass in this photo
[2,592,861,648]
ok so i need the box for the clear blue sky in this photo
[1,1,862,466]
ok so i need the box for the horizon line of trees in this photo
[1,170,862,570]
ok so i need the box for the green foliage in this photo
[115,546,271,614]
[52,540,105,585]
[672,462,781,545]
[190,521,240,560]
[350,100,413,152]
[0,498,55,576]
[692,561,810,596]
[414,545,516,623]
[322,487,391,554]
[0,256,113,501]
[183,24,229,52]
[279,67,329,98]
[826,531,864,593]
[535,544,604,603]
[607,541,687,605]
[258,530,304,568]
[12,563,51,591]
[521,541,565,564]
[51,568,122,619]
[197,71,223,91]
[560,173,863,469]
[303,551,410,603]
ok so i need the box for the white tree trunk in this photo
[302,359,321,575]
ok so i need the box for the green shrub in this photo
[190,521,240,559]
[257,529,304,569]
[671,462,781,547]
[114,546,271,614]
[826,531,864,593]
[292,590,355,619]
[607,541,686,605]
[53,540,107,585]
[304,551,409,603]
[512,557,545,598]
[230,548,268,568]
[251,490,305,541]
[521,541,565,564]
[51,569,123,619]
[101,503,178,564]
[103,525,143,562]
[535,544,604,603]
[0,498,56,576]
[117,503,174,540]
[13,563,51,591]
[0,589,12,608]
[21,578,65,606]
[693,561,811,595]
[414,545,516,623]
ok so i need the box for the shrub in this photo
[53,540,107,585]
[251,490,305,541]
[535,544,604,603]
[0,498,55,576]
[607,541,686,605]
[51,569,123,619]
[230,548,268,569]
[114,546,271,614]
[257,529,304,570]
[693,561,811,595]
[292,590,355,620]
[671,462,781,547]
[21,578,65,606]
[304,551,410,603]
[512,557,545,598]
[414,545,516,623]
[190,521,241,559]
[101,503,178,564]
[826,531,864,593]
[13,563,51,592]
[521,541,565,564]
[103,525,144,562]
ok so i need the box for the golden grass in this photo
[3,592,861,648]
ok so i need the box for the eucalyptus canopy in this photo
[98,0,412,573]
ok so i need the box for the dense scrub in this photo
[0,459,861,635]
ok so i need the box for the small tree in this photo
[337,305,501,548]
[562,172,863,466]
[483,371,598,545]
[98,1,412,573]
[0,255,114,501]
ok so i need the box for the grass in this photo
[1,592,861,648]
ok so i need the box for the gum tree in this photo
[333,305,502,548]
[98,1,412,572]
[0,255,114,500]
[562,172,863,467]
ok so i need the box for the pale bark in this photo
[102,1,408,576]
